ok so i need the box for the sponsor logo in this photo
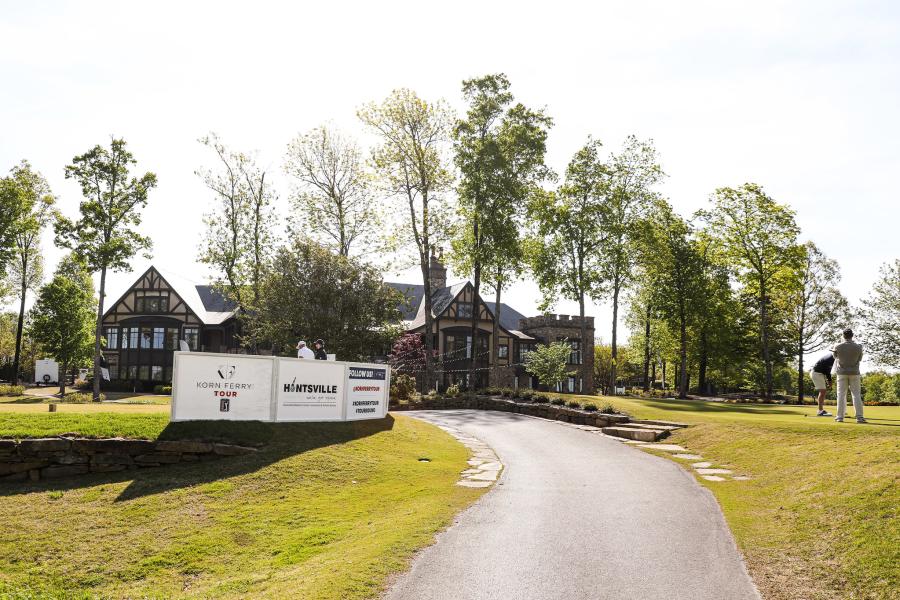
[218,365,236,379]
[283,377,338,394]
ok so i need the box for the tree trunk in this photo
[610,283,620,394]
[13,280,26,385]
[679,314,688,399]
[698,330,708,395]
[662,359,667,390]
[579,294,589,394]
[420,256,435,393]
[491,284,502,388]
[651,359,656,390]
[92,267,107,402]
[642,303,651,392]
[468,263,481,393]
[797,331,805,405]
[59,361,67,398]
[760,278,773,399]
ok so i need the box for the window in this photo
[165,328,179,350]
[457,302,473,319]
[560,338,582,365]
[127,365,138,380]
[151,366,163,381]
[127,327,139,349]
[135,296,168,313]
[139,366,150,381]
[183,327,199,351]
[109,365,119,380]
[153,327,165,349]
[163,366,173,382]
[567,377,576,392]
[105,327,119,350]
[140,327,153,349]
[498,345,508,359]
[518,343,535,363]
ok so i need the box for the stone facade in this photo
[518,314,595,394]
[0,437,257,483]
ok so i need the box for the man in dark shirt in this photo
[810,354,835,416]
[313,339,328,361]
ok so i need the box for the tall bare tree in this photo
[359,89,454,391]
[284,124,380,257]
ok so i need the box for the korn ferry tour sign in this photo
[171,352,390,422]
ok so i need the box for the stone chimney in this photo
[428,248,447,290]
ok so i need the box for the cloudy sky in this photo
[2,0,898,355]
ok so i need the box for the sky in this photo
[2,0,899,365]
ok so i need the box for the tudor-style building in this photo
[386,253,595,393]
[100,266,239,388]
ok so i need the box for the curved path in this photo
[385,410,759,600]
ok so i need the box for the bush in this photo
[550,397,565,406]
[445,383,461,398]
[153,385,172,395]
[74,378,92,391]
[582,403,598,412]
[566,400,582,409]
[0,384,25,396]
[532,393,549,403]
[484,387,500,396]
[600,403,617,414]
[500,388,513,398]
[518,389,533,401]
[59,392,106,403]
[423,390,442,402]
[390,373,416,401]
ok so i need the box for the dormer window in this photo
[135,296,168,313]
[457,302,473,319]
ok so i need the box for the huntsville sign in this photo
[171,352,390,422]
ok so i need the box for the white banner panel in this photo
[275,358,345,421]
[345,364,390,420]
[172,353,273,421]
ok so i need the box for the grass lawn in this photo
[0,413,482,599]
[566,393,900,600]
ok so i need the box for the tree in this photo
[781,242,850,403]
[598,136,664,394]
[284,124,380,257]
[0,166,28,281]
[1,161,55,384]
[699,183,801,398]
[196,133,276,309]
[359,89,454,391]
[450,73,552,390]
[528,139,608,391]
[524,341,575,391]
[243,241,403,361]
[861,259,900,369]
[28,258,95,396]
[55,138,156,401]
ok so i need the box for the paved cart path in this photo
[385,410,759,600]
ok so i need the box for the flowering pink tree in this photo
[388,333,428,374]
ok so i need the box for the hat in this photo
[315,339,324,345]
[297,340,307,347]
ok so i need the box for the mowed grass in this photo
[565,394,900,600]
[0,414,483,599]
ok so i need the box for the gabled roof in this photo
[384,282,425,322]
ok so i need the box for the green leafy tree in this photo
[598,136,664,394]
[699,183,801,398]
[284,124,381,257]
[524,341,575,391]
[780,242,851,403]
[1,161,55,383]
[243,241,403,360]
[196,133,276,309]
[55,138,156,401]
[528,139,607,391]
[359,89,454,391]
[861,259,900,369]
[28,258,96,396]
[450,73,552,390]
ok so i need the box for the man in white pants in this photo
[832,329,865,423]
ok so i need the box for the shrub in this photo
[500,388,513,398]
[153,385,172,395]
[0,384,25,396]
[60,392,106,403]
[423,390,442,402]
[518,389,533,401]
[390,373,417,401]
[566,400,582,409]
[532,393,549,403]
[600,403,617,414]
[550,397,565,406]
[582,402,598,412]
[484,387,500,396]
[445,383,461,398]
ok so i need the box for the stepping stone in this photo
[672,453,703,460]
[696,468,733,475]
[478,461,502,471]
[461,469,480,475]
[732,476,752,481]
[602,426,662,442]
[467,459,488,466]
[457,480,493,488]
[631,419,689,428]
[636,443,687,452]
[701,475,726,482]
[467,471,499,481]
[692,462,713,469]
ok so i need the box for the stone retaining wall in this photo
[0,437,257,483]
[391,395,630,428]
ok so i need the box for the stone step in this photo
[624,423,682,432]
[631,419,689,428]
[601,426,668,442]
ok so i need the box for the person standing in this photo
[296,340,315,359]
[832,329,865,423]
[810,353,834,417]
[313,339,327,360]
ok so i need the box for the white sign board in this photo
[345,364,390,420]
[171,352,391,422]
[275,358,345,421]
[171,353,273,421]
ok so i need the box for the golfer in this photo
[809,353,834,417]
[832,329,865,423]
[296,340,315,359]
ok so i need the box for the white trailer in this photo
[35,359,60,385]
